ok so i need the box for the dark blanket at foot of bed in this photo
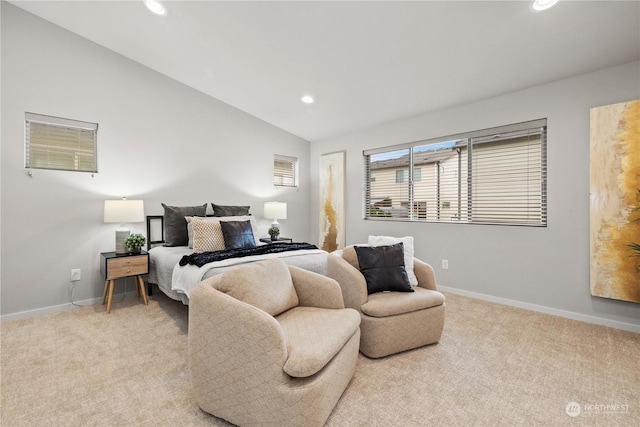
[178,242,319,267]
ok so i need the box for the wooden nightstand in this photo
[259,237,293,244]
[100,251,149,314]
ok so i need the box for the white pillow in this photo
[189,216,257,252]
[367,235,418,286]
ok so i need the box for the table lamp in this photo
[264,201,287,238]
[104,198,144,254]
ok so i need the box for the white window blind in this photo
[364,119,547,226]
[273,154,298,187]
[469,129,545,224]
[25,112,98,173]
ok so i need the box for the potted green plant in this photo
[124,233,146,253]
[268,226,280,241]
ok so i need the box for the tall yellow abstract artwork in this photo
[319,151,345,252]
[590,99,640,303]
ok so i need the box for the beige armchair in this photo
[327,245,445,358]
[188,258,361,427]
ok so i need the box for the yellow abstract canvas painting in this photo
[319,151,345,252]
[590,99,640,303]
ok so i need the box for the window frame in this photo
[363,119,547,227]
[25,112,98,173]
[273,154,299,187]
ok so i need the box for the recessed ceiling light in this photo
[531,0,559,12]
[145,0,167,16]
[301,95,314,104]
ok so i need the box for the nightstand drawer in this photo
[105,255,148,280]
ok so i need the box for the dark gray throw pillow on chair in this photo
[211,203,250,217]
[354,243,413,295]
[220,220,256,249]
[162,203,207,247]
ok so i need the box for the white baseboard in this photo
[0,293,133,322]
[4,286,637,333]
[439,285,640,334]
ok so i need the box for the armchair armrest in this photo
[414,258,437,290]
[326,253,368,309]
[289,266,345,309]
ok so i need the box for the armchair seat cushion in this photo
[277,306,360,378]
[361,287,445,318]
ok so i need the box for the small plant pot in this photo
[268,226,280,241]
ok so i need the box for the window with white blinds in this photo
[364,119,547,226]
[25,112,98,173]
[273,154,298,187]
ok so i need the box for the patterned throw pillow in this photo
[184,216,203,248]
[191,218,226,253]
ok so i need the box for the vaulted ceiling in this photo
[10,1,640,142]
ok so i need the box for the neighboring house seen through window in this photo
[364,119,547,226]
[25,112,98,173]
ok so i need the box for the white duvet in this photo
[148,246,328,302]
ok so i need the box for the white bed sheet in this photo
[148,246,328,304]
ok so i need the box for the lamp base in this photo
[115,229,130,254]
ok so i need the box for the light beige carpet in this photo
[1,291,638,426]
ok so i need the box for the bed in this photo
[145,204,328,304]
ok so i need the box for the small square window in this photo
[273,154,298,187]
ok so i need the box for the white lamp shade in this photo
[264,202,287,220]
[104,199,144,224]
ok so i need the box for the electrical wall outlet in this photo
[441,259,449,270]
[70,269,81,282]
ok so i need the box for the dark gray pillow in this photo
[211,203,250,217]
[220,220,256,249]
[162,203,207,247]
[354,243,413,295]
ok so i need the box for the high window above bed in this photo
[25,112,98,173]
[274,154,298,187]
